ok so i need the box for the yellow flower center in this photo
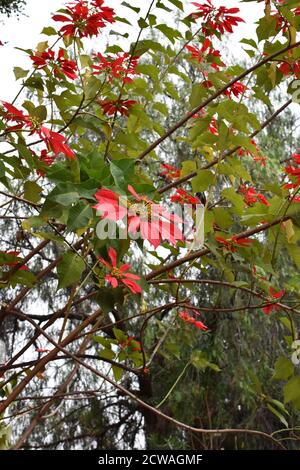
[110,267,123,279]
[128,200,154,220]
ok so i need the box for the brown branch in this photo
[146,216,290,280]
[149,279,299,315]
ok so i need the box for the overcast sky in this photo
[0,0,264,102]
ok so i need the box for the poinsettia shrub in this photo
[0,0,300,450]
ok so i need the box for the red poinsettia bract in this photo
[159,163,181,181]
[262,287,285,315]
[30,48,78,80]
[170,188,200,205]
[98,247,141,294]
[190,1,244,36]
[224,81,247,99]
[238,185,270,207]
[203,79,247,99]
[1,101,75,159]
[193,111,219,135]
[237,139,267,167]
[52,0,115,38]
[99,99,137,116]
[185,38,225,71]
[94,185,183,248]
[36,149,56,177]
[179,311,208,331]
[278,60,300,79]
[283,152,300,190]
[216,236,254,252]
[40,126,75,159]
[92,52,139,83]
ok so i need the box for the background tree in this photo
[0,0,25,17]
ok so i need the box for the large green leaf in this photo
[57,252,85,289]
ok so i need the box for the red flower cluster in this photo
[237,139,266,167]
[203,79,247,99]
[1,101,75,160]
[36,149,56,177]
[92,52,139,83]
[284,152,300,189]
[185,38,224,71]
[278,60,300,79]
[99,247,141,294]
[52,0,115,38]
[99,99,137,116]
[224,81,247,99]
[30,48,78,80]
[238,184,270,207]
[171,189,200,205]
[159,163,181,181]
[94,185,183,248]
[190,1,244,36]
[272,5,300,33]
[193,111,218,135]
[179,310,208,331]
[262,287,285,315]
[216,236,254,252]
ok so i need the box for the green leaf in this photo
[191,351,220,372]
[24,181,42,204]
[138,17,148,29]
[272,357,294,381]
[99,348,115,360]
[155,24,181,43]
[213,208,233,229]
[256,16,277,41]
[181,160,197,177]
[267,404,289,428]
[189,84,207,109]
[136,63,159,81]
[222,187,244,213]
[22,216,46,231]
[121,1,140,13]
[34,231,64,243]
[192,170,214,192]
[10,270,36,288]
[284,376,300,409]
[57,252,85,289]
[13,67,29,80]
[167,0,184,10]
[41,26,58,36]
[49,183,80,207]
[30,105,47,122]
[67,201,93,231]
[96,287,116,314]
[113,327,127,343]
[287,244,300,269]
[93,336,113,349]
[0,252,22,265]
[112,365,124,381]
